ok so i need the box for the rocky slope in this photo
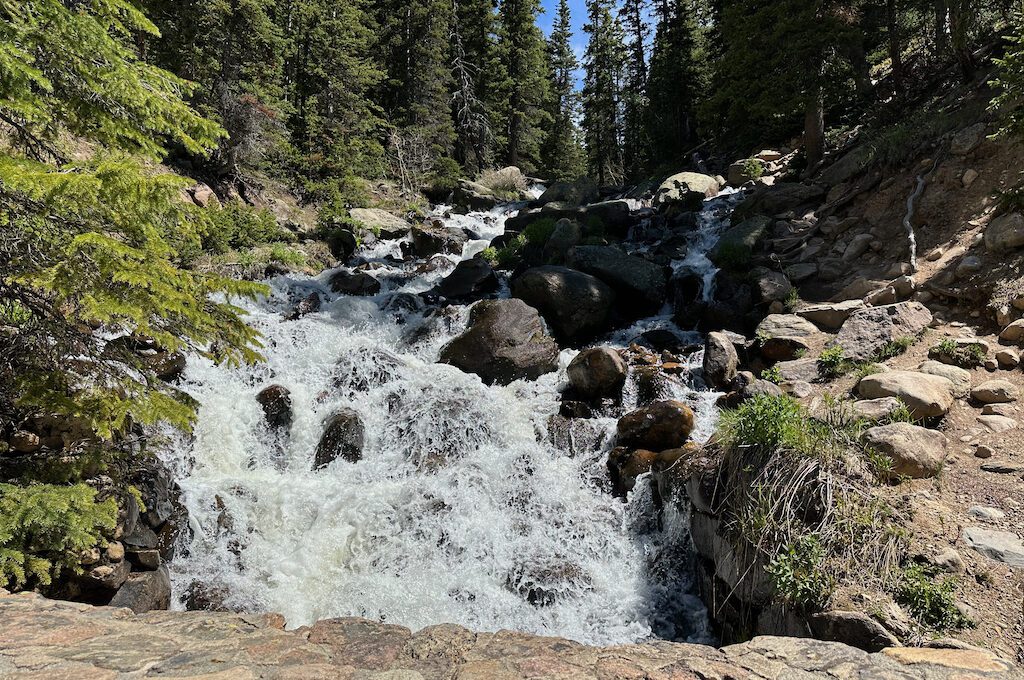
[0,590,1019,679]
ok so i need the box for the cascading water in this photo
[163,191,739,647]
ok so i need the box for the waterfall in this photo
[162,193,738,647]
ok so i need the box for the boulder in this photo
[807,610,900,653]
[950,122,987,156]
[607,443,699,496]
[750,267,793,305]
[542,219,582,263]
[863,423,949,478]
[776,358,820,383]
[852,398,904,423]
[616,400,695,451]
[835,302,932,362]
[653,172,721,211]
[985,213,1024,253]
[329,270,381,297]
[583,200,635,237]
[857,371,954,419]
[999,319,1024,343]
[727,159,762,186]
[325,229,358,261]
[256,385,292,432]
[971,379,1020,404]
[432,257,498,301]
[439,299,559,385]
[349,208,411,239]
[284,292,322,321]
[816,146,872,187]
[761,336,811,362]
[314,409,366,469]
[796,300,866,331]
[452,180,499,213]
[710,216,771,266]
[109,566,171,614]
[732,183,826,222]
[918,361,972,398]
[756,314,819,339]
[534,180,599,208]
[961,528,1024,568]
[566,246,667,315]
[411,224,469,257]
[703,331,739,391]
[511,266,614,341]
[567,348,627,400]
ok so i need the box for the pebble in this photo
[975,445,994,459]
[968,505,1006,521]
[996,349,1020,369]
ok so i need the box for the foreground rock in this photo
[440,299,559,385]
[616,400,694,450]
[704,331,739,390]
[863,423,950,478]
[0,593,1015,678]
[566,245,668,315]
[511,266,614,341]
[835,302,932,362]
[962,528,1024,568]
[857,371,955,419]
[566,348,627,399]
[314,408,366,469]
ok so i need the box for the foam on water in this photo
[163,196,738,646]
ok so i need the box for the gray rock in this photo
[440,299,559,385]
[807,610,899,653]
[950,122,987,156]
[109,566,171,614]
[843,234,874,263]
[452,179,499,212]
[985,213,1024,253]
[411,224,469,257]
[857,371,954,419]
[704,331,739,391]
[918,361,972,398]
[835,302,932,362]
[971,379,1020,404]
[750,267,793,304]
[968,506,1006,521]
[852,397,904,423]
[756,314,820,338]
[796,300,866,330]
[863,423,949,478]
[962,527,1024,568]
[349,208,411,239]
[653,172,721,210]
[732,183,826,222]
[776,358,820,383]
[534,180,599,207]
[710,216,771,266]
[511,266,614,341]
[817,146,872,187]
[566,246,667,315]
[567,348,627,400]
[314,409,365,469]
[432,257,498,301]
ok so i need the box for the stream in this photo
[162,190,740,647]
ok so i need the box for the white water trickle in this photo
[162,191,741,647]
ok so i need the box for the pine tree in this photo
[451,0,502,173]
[540,0,586,182]
[581,0,627,185]
[496,0,552,171]
[645,0,701,170]
[0,0,263,438]
[620,0,651,178]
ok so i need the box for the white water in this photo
[163,194,738,646]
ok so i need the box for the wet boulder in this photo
[325,228,357,261]
[452,180,499,213]
[328,270,381,296]
[349,208,411,240]
[703,331,739,391]
[608,443,700,496]
[284,291,322,321]
[411,223,469,257]
[566,348,628,400]
[431,257,499,302]
[511,266,614,342]
[256,385,292,432]
[616,400,695,451]
[709,216,771,267]
[653,172,721,211]
[109,565,171,614]
[439,299,559,385]
[566,246,667,316]
[314,408,366,469]
[533,179,599,208]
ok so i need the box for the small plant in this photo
[761,366,783,384]
[488,235,527,270]
[885,399,915,424]
[480,246,499,266]
[784,287,801,312]
[719,394,810,454]
[522,218,558,245]
[818,346,849,380]
[894,563,974,632]
[853,363,884,380]
[742,157,765,180]
[766,535,833,612]
[931,338,986,368]
[873,336,914,362]
[477,167,529,197]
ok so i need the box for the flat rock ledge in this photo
[0,592,1019,679]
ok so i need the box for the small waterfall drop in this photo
[163,193,739,646]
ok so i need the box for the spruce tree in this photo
[620,0,651,179]
[0,0,263,438]
[646,0,701,169]
[451,0,501,173]
[581,0,627,185]
[540,0,586,182]
[496,0,552,171]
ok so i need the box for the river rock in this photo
[835,302,932,362]
[284,291,322,321]
[511,266,614,341]
[314,409,366,469]
[807,610,900,653]
[776,358,820,383]
[985,213,1024,253]
[971,379,1020,404]
[961,527,1024,568]
[616,400,694,451]
[412,224,468,257]
[607,443,699,496]
[326,229,357,261]
[566,246,667,315]
[256,385,292,432]
[567,348,627,400]
[796,300,866,330]
[439,299,559,385]
[77,559,131,593]
[710,216,771,266]
[583,200,634,236]
[857,371,954,419]
[534,180,599,207]
[918,361,972,398]
[432,257,498,301]
[329,270,381,296]
[542,219,581,263]
[653,172,720,210]
[863,423,949,478]
[703,331,739,391]
[109,566,171,614]
[349,208,411,240]
[452,180,499,213]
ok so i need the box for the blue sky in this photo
[538,0,588,58]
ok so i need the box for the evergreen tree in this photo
[0,0,263,437]
[620,0,651,178]
[645,0,701,170]
[581,0,627,184]
[496,0,552,171]
[451,0,502,173]
[540,0,586,181]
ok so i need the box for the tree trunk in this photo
[804,95,824,175]
[933,0,948,57]
[887,0,903,97]
[949,0,976,81]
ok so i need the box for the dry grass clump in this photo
[477,166,529,196]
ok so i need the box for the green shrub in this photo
[488,235,527,270]
[885,399,915,424]
[743,157,765,180]
[428,157,462,194]
[522,217,558,245]
[202,201,290,255]
[817,346,849,380]
[761,366,782,384]
[720,394,810,454]
[895,563,973,632]
[873,336,914,362]
[0,483,117,590]
[766,535,834,612]
[931,339,986,368]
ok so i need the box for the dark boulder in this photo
[439,299,559,385]
[109,565,171,614]
[511,266,614,342]
[314,408,366,469]
[566,246,668,316]
[325,228,358,261]
[566,348,628,400]
[284,291,322,321]
[616,400,695,451]
[411,223,469,257]
[732,182,826,223]
[328,270,381,296]
[256,385,292,432]
[432,257,499,301]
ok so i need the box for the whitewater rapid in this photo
[162,193,738,646]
